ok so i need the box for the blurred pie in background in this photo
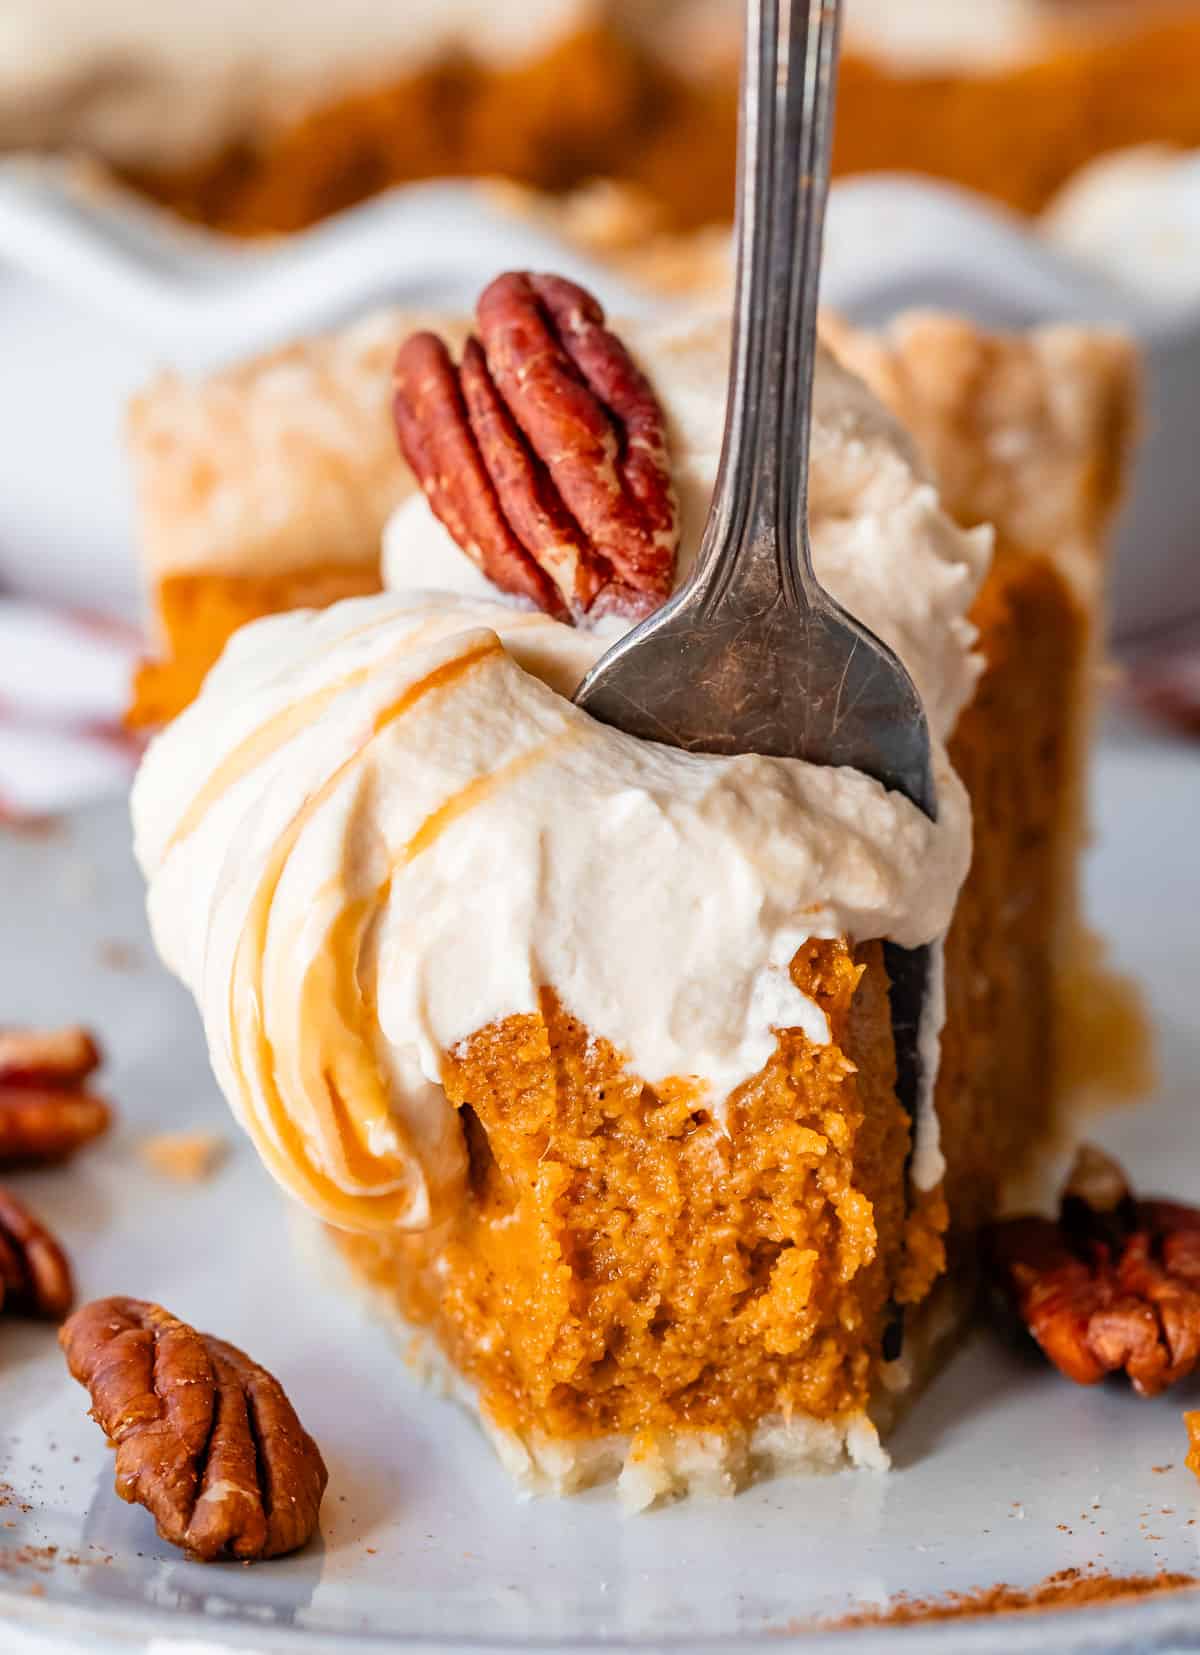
[2,0,1200,235]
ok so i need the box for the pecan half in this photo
[0,1186,74,1319]
[393,271,678,620]
[0,1026,111,1167]
[60,1297,327,1561]
[983,1146,1200,1397]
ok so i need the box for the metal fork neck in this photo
[695,0,841,612]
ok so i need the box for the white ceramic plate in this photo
[0,707,1197,1655]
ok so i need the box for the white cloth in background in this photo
[0,597,142,820]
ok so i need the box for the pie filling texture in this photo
[326,551,1082,1449]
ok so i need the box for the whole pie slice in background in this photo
[4,1,1200,235]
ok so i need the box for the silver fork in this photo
[575,0,936,1342]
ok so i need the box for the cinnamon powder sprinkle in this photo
[821,1569,1198,1628]
[0,1545,59,1575]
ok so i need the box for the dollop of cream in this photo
[134,323,990,1233]
[1041,145,1200,307]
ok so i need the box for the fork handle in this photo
[694,0,842,613]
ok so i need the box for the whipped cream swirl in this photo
[133,321,990,1233]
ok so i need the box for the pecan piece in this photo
[60,1297,327,1561]
[0,1025,111,1167]
[0,1186,74,1319]
[393,270,678,620]
[1186,1411,1200,1485]
[984,1146,1200,1397]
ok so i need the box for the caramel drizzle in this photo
[165,605,559,855]
[164,611,455,854]
[292,734,572,1209]
[227,638,571,1232]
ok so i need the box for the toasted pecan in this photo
[0,1186,74,1320]
[0,1027,100,1082]
[393,271,678,619]
[459,333,600,612]
[984,1146,1200,1397]
[477,272,677,600]
[0,1026,111,1167]
[393,331,567,617]
[60,1297,327,1561]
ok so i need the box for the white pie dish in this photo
[0,159,1198,642]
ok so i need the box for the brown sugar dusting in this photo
[824,1568,1199,1628]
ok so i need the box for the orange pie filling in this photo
[338,948,915,1443]
[129,563,384,729]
